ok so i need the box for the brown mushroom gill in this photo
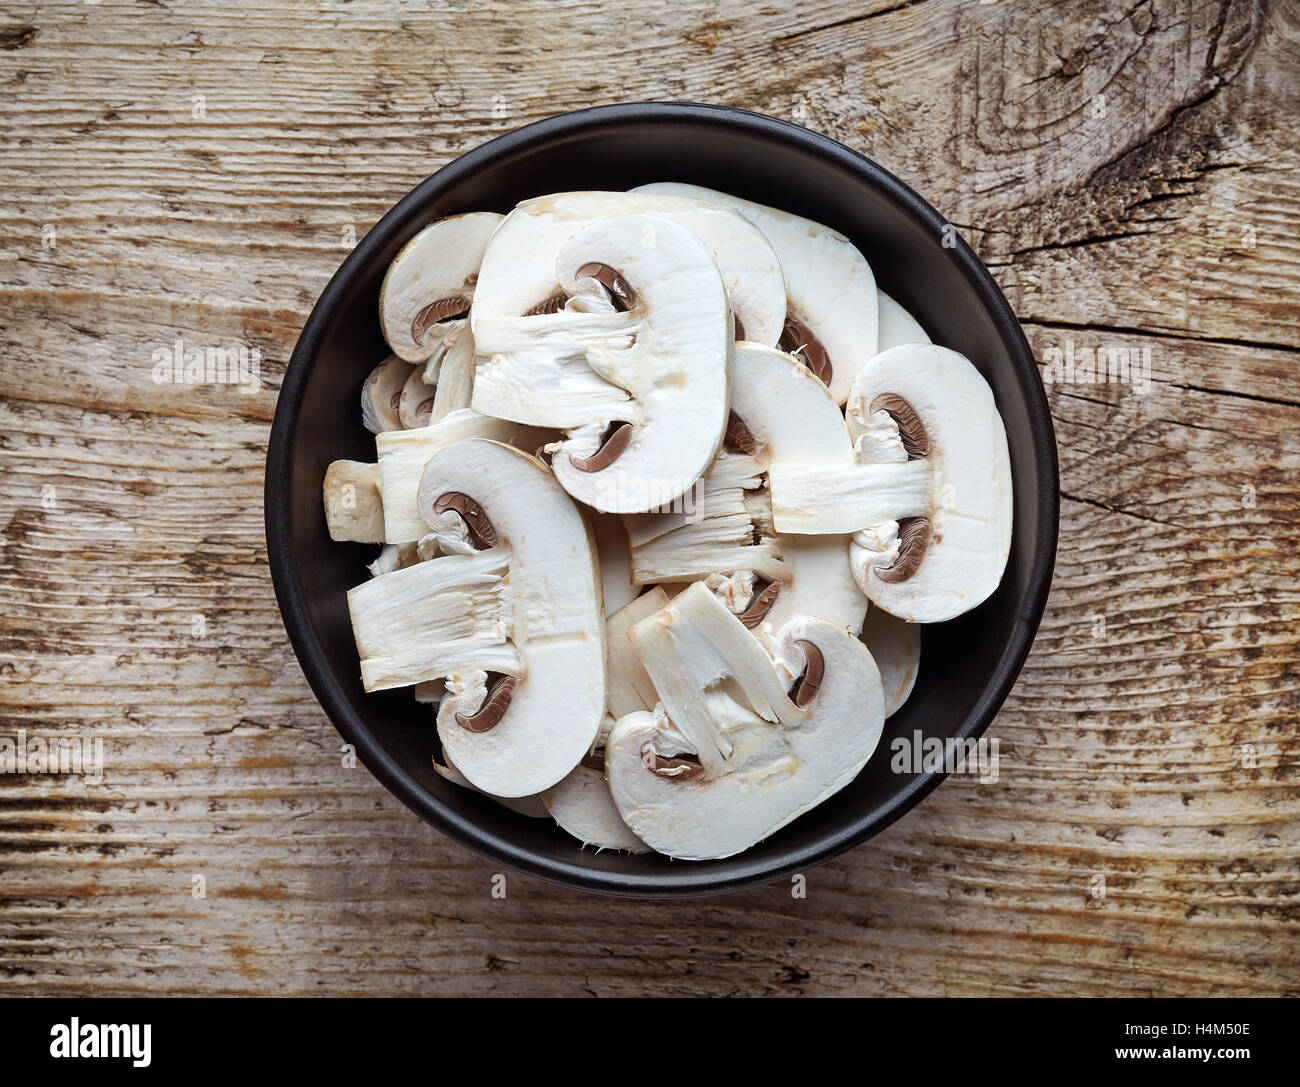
[737,576,780,629]
[790,639,825,708]
[874,516,931,584]
[569,420,634,473]
[431,491,498,549]
[778,316,832,386]
[723,411,759,456]
[579,749,606,772]
[869,393,930,459]
[410,296,471,346]
[454,673,517,733]
[524,290,568,317]
[642,742,706,782]
[574,262,637,312]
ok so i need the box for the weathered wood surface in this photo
[1,0,1297,996]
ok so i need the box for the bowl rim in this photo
[265,101,1060,898]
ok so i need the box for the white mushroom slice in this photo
[397,365,438,429]
[859,608,920,717]
[591,512,639,615]
[433,755,550,819]
[844,291,932,449]
[768,344,1012,623]
[379,212,502,362]
[542,589,668,853]
[473,213,731,513]
[606,583,885,860]
[414,438,605,797]
[428,325,476,423]
[623,343,866,633]
[375,408,549,544]
[634,183,877,403]
[472,191,785,346]
[876,290,930,352]
[323,460,384,543]
[361,355,417,434]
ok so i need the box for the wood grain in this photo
[1,0,1296,996]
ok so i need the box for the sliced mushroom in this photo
[379,212,502,362]
[844,290,931,450]
[634,183,878,403]
[605,583,885,860]
[859,607,920,717]
[323,460,384,543]
[876,290,930,352]
[433,753,550,819]
[767,344,1012,622]
[623,343,867,633]
[472,213,731,513]
[361,355,417,434]
[397,365,437,429]
[428,323,477,423]
[412,437,604,796]
[590,511,640,615]
[471,190,785,346]
[542,589,668,853]
[374,408,550,544]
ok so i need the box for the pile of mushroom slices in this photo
[322,186,1013,862]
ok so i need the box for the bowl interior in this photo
[267,104,1057,897]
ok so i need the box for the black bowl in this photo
[265,103,1058,898]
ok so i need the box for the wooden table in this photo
[2,0,1296,996]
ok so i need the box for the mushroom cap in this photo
[416,438,605,797]
[475,213,732,514]
[634,183,878,404]
[730,342,866,633]
[859,607,920,717]
[361,355,417,434]
[607,603,886,861]
[848,344,1013,622]
[379,212,502,362]
[472,190,786,345]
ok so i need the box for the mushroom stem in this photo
[346,548,519,693]
[767,459,931,535]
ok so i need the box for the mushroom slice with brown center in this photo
[373,408,549,544]
[361,355,418,434]
[379,212,502,362]
[472,213,731,513]
[346,438,604,797]
[622,343,867,634]
[633,183,878,404]
[471,190,785,346]
[604,583,885,861]
[767,344,1012,623]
